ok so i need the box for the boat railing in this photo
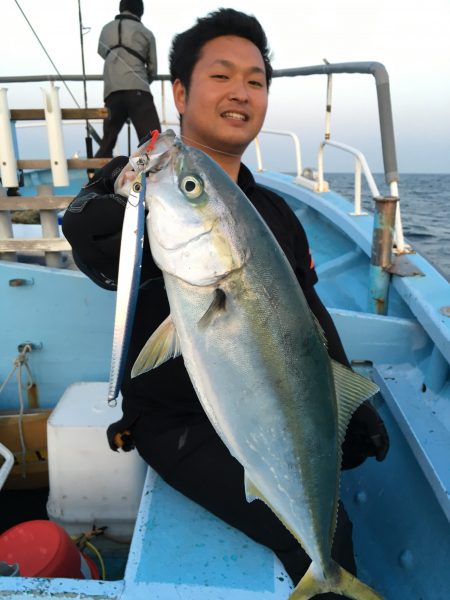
[260,63,406,253]
[1,63,406,264]
[318,139,406,251]
[0,442,14,492]
[254,130,303,177]
[0,82,111,266]
[0,187,72,267]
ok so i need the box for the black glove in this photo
[106,420,135,452]
[84,155,129,193]
[341,400,389,470]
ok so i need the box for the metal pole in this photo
[325,72,332,141]
[368,196,398,314]
[77,0,95,157]
[127,119,131,155]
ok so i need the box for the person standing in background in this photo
[95,0,161,158]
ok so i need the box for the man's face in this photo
[173,35,268,160]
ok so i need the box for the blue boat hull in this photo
[1,170,449,599]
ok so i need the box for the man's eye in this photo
[249,80,264,88]
[211,74,228,80]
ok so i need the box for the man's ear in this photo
[172,79,187,115]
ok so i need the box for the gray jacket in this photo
[98,11,158,99]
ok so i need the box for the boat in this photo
[0,61,449,600]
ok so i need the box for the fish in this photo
[131,129,384,600]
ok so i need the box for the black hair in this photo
[169,8,273,92]
[119,0,144,18]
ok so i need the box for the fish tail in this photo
[289,561,384,600]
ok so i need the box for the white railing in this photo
[253,131,406,253]
[0,442,14,491]
[254,129,303,177]
[318,140,405,252]
[319,140,379,214]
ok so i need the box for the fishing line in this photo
[179,134,242,158]
[14,0,81,107]
[78,0,95,155]
[97,39,152,88]
[14,0,101,144]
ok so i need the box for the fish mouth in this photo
[154,225,214,252]
[131,130,178,175]
[150,194,215,251]
[221,111,248,122]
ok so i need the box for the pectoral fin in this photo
[331,360,379,450]
[131,315,181,377]
[198,288,227,330]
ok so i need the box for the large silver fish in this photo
[132,130,384,600]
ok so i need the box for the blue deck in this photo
[0,468,292,599]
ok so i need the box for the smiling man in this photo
[62,8,389,596]
[172,34,268,179]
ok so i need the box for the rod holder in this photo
[368,196,398,315]
[42,85,69,187]
[0,88,19,188]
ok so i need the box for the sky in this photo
[1,0,450,175]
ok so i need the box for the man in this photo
[95,0,160,158]
[63,9,389,595]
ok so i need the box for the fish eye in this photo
[179,174,204,202]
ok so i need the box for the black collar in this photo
[115,13,141,23]
[237,163,257,194]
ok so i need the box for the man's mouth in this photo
[221,111,247,121]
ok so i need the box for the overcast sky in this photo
[1,0,450,174]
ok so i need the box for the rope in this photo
[0,344,35,478]
[71,527,107,579]
[84,541,106,580]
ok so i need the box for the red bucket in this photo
[0,520,99,579]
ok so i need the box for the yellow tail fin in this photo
[289,561,384,600]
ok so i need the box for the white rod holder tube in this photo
[0,88,19,188]
[42,85,69,187]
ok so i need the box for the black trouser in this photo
[131,409,356,597]
[95,90,161,158]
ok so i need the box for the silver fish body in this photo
[133,131,383,600]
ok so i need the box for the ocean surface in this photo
[325,172,450,282]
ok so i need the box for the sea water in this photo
[326,173,450,282]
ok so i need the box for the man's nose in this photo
[227,78,249,102]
